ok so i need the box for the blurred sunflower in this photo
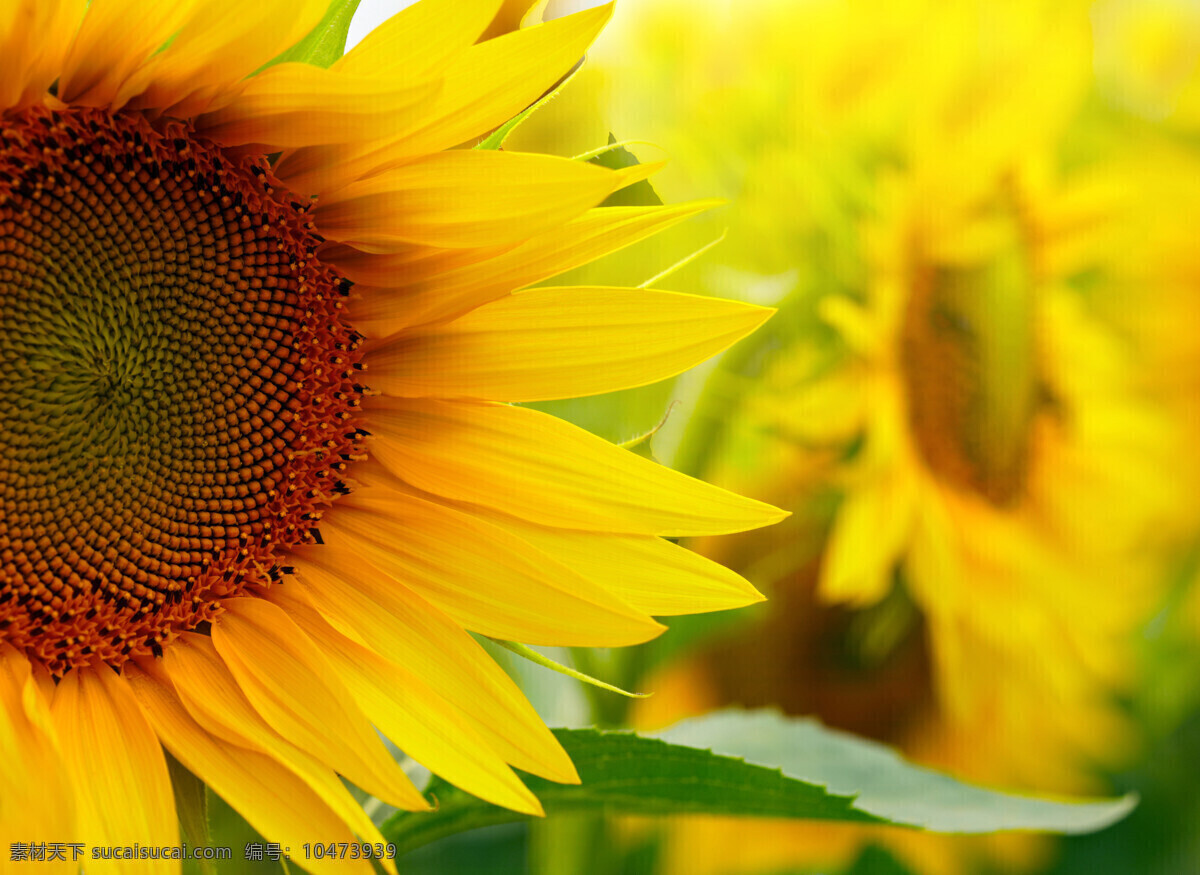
[550,0,1185,873]
[0,1,786,871]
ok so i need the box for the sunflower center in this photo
[0,106,363,676]
[900,209,1040,506]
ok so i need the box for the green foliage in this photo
[844,845,916,875]
[396,824,530,875]
[266,0,362,69]
[1051,708,1200,875]
[383,714,1135,860]
[167,753,212,875]
[656,711,1137,834]
[384,725,881,856]
[589,134,664,207]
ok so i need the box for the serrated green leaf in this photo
[382,713,1137,858]
[384,726,882,855]
[656,711,1138,834]
[265,0,362,70]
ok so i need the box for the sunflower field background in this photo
[5,0,1200,873]
[365,0,1200,872]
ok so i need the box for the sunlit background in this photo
[348,1,1200,873]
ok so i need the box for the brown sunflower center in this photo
[0,106,363,676]
[899,210,1040,506]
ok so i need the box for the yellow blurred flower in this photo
[513,0,1187,872]
[1092,0,1200,123]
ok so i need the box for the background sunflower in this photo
[474,0,1200,873]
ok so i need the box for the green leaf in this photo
[384,726,882,855]
[265,0,362,69]
[382,713,1137,858]
[656,711,1138,834]
[166,752,211,866]
[845,844,917,875]
[588,134,663,207]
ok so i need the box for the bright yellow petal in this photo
[379,1,613,153]
[820,471,917,607]
[57,0,197,106]
[196,63,440,148]
[0,646,75,858]
[161,631,398,851]
[211,597,428,811]
[274,3,613,193]
[124,662,374,875]
[334,0,501,78]
[322,491,666,645]
[313,151,616,251]
[478,515,765,616]
[820,400,920,607]
[266,583,545,815]
[117,0,329,116]
[287,545,579,784]
[0,0,87,110]
[336,201,718,333]
[365,286,773,400]
[362,398,787,536]
[480,0,541,39]
[50,665,178,875]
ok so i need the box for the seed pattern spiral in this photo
[0,106,364,675]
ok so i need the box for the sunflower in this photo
[547,0,1184,872]
[636,150,1182,875]
[0,2,787,871]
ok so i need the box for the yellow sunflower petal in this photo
[481,0,541,38]
[820,403,920,607]
[322,492,666,645]
[161,632,398,852]
[50,665,178,874]
[211,597,428,811]
[57,0,197,106]
[116,0,330,116]
[338,200,720,334]
[334,0,501,78]
[478,516,766,616]
[820,472,918,607]
[313,151,616,251]
[266,583,545,815]
[365,286,773,401]
[0,0,87,110]
[0,646,74,852]
[383,1,613,153]
[273,3,613,193]
[288,545,579,784]
[124,662,374,875]
[363,398,787,536]
[196,63,440,148]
